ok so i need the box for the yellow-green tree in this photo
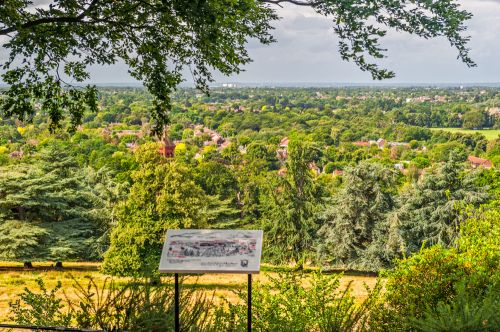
[103,143,208,276]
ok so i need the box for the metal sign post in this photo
[160,229,263,332]
[247,273,252,332]
[174,273,180,332]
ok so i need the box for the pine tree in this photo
[318,162,398,270]
[0,143,114,262]
[261,140,320,266]
[395,152,488,254]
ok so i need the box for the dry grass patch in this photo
[0,264,378,323]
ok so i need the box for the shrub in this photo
[10,276,215,332]
[9,278,72,327]
[213,272,382,332]
[70,276,213,332]
[410,284,499,332]
[368,208,500,331]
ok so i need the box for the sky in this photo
[2,0,500,85]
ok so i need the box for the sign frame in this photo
[159,229,263,274]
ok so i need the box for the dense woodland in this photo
[0,86,498,275]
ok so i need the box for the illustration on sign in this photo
[159,229,263,274]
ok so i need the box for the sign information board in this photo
[159,229,263,274]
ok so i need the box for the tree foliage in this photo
[394,153,488,254]
[213,272,382,331]
[369,208,500,331]
[261,139,320,265]
[103,143,209,276]
[0,143,114,261]
[318,161,399,270]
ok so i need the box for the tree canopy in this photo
[0,143,116,261]
[0,0,475,131]
[318,161,399,270]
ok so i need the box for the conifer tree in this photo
[318,162,398,270]
[261,139,320,266]
[0,143,112,262]
[395,152,488,254]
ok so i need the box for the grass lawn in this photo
[430,127,500,140]
[0,262,378,323]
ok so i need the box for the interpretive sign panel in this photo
[159,229,263,274]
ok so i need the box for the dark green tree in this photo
[1,0,475,131]
[0,143,113,261]
[394,153,488,254]
[261,139,320,266]
[244,142,279,172]
[318,162,399,270]
[462,109,488,129]
[195,161,237,200]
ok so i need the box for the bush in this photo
[10,276,215,332]
[213,272,382,332]
[368,208,500,331]
[71,277,214,331]
[410,284,499,332]
[9,278,72,327]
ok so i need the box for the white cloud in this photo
[220,0,500,84]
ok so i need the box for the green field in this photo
[430,127,500,140]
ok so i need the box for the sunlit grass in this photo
[0,262,378,323]
[430,127,500,140]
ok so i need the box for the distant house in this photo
[9,150,23,158]
[394,163,405,171]
[277,149,288,160]
[467,156,493,169]
[159,136,176,158]
[332,170,344,177]
[277,137,289,161]
[388,141,409,147]
[193,126,227,147]
[434,95,447,103]
[376,138,386,149]
[488,107,500,117]
[203,140,215,147]
[218,140,231,151]
[125,142,139,151]
[211,134,224,145]
[357,138,409,149]
[114,129,142,138]
[279,137,289,149]
[277,167,287,177]
[309,162,321,175]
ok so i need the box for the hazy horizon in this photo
[3,82,500,88]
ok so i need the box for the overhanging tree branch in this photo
[0,0,100,35]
